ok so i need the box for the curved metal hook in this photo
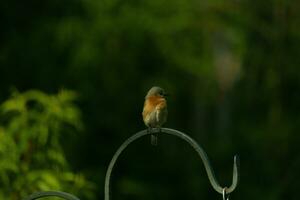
[104,128,239,200]
[22,191,80,200]
[223,187,230,200]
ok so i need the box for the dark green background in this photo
[0,0,300,199]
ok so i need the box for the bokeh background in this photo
[1,0,300,199]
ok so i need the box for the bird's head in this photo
[145,86,168,99]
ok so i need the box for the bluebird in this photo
[142,86,168,145]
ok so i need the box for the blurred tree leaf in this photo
[0,90,95,199]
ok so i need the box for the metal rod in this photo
[104,128,240,200]
[22,191,80,200]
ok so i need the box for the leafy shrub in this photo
[0,90,95,200]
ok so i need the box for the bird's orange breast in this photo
[142,96,167,119]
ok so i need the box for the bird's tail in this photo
[151,134,157,146]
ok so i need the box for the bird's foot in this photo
[151,134,158,146]
[147,127,158,146]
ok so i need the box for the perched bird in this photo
[142,86,168,145]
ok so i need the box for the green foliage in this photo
[0,90,95,199]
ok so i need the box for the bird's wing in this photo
[155,100,168,126]
[155,100,167,110]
